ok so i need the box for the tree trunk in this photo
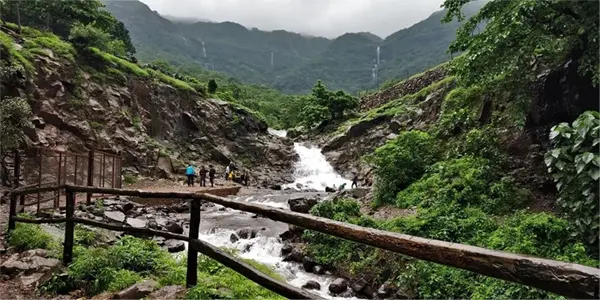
[15,1,21,33]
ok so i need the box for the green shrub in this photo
[23,35,76,61]
[367,131,439,206]
[88,47,148,77]
[106,270,142,292]
[434,85,483,138]
[396,156,528,214]
[0,31,34,72]
[545,111,600,248]
[8,222,57,251]
[147,68,195,92]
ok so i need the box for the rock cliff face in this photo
[360,65,449,111]
[1,38,296,186]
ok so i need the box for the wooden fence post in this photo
[8,193,17,232]
[13,150,20,189]
[37,152,42,212]
[56,153,62,208]
[63,190,75,265]
[186,198,201,287]
[86,150,94,204]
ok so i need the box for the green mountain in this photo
[102,0,484,94]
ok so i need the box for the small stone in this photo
[147,220,159,230]
[165,240,185,253]
[302,280,321,290]
[122,202,135,213]
[126,218,147,229]
[235,227,257,239]
[104,211,125,223]
[312,265,324,275]
[329,278,348,294]
[113,280,158,299]
[230,233,239,243]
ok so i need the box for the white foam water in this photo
[284,143,352,191]
[268,128,288,138]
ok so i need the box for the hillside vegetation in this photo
[298,0,599,298]
[101,0,485,94]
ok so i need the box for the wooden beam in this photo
[11,184,65,196]
[73,217,190,241]
[188,239,323,299]
[62,191,75,265]
[58,185,600,298]
[10,217,67,224]
[186,199,201,287]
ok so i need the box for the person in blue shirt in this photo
[186,163,196,187]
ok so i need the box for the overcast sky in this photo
[138,0,445,38]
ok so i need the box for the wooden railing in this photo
[7,185,600,299]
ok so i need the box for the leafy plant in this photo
[366,131,440,206]
[544,110,600,248]
[8,221,59,252]
[0,97,34,149]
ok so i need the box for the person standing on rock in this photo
[225,164,230,181]
[186,163,196,187]
[199,166,208,187]
[352,173,358,188]
[209,165,216,187]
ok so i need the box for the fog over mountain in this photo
[139,0,444,38]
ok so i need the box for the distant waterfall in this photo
[372,46,381,80]
[270,52,274,67]
[202,41,207,58]
[376,46,380,66]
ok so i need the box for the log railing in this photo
[7,185,600,299]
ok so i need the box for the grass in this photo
[0,31,34,72]
[23,35,76,61]
[147,68,195,92]
[89,47,149,77]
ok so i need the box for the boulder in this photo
[329,278,348,294]
[147,285,187,299]
[0,252,61,276]
[325,187,336,193]
[165,221,184,234]
[230,233,240,243]
[235,227,257,239]
[351,187,369,198]
[121,202,135,213]
[302,256,317,272]
[288,197,318,214]
[280,244,293,256]
[351,279,368,293]
[104,211,126,223]
[302,280,321,290]
[126,218,147,229]
[282,248,304,263]
[147,220,159,230]
[113,280,158,299]
[270,185,282,191]
[165,240,185,253]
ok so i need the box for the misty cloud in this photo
[138,0,444,38]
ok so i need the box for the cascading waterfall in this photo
[376,46,380,66]
[202,41,207,58]
[271,52,274,67]
[284,143,352,191]
[372,46,381,80]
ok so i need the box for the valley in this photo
[0,0,599,299]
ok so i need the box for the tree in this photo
[0,97,33,149]
[208,79,218,94]
[309,80,358,120]
[442,0,599,87]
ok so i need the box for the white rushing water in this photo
[284,143,352,191]
[268,128,288,138]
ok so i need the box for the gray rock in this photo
[230,233,239,243]
[302,280,321,290]
[147,285,187,299]
[0,252,61,277]
[235,227,257,239]
[377,283,395,298]
[351,187,369,198]
[165,221,184,234]
[104,211,125,223]
[165,240,185,253]
[302,256,316,272]
[351,279,367,293]
[280,244,293,256]
[288,197,318,214]
[282,248,303,263]
[147,219,159,230]
[312,265,324,275]
[121,202,135,213]
[113,279,158,299]
[329,278,348,294]
[126,218,147,229]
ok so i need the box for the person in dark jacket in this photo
[199,166,208,187]
[209,165,216,187]
[351,173,358,188]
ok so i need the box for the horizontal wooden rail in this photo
[9,185,600,299]
[11,217,68,224]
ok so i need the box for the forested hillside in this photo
[101,0,485,94]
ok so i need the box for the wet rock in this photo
[165,221,184,234]
[165,240,185,253]
[147,220,159,230]
[280,244,293,256]
[302,256,317,272]
[235,227,257,239]
[270,185,282,190]
[126,218,147,229]
[104,211,125,223]
[153,236,166,246]
[230,233,240,243]
[377,283,395,298]
[243,243,253,253]
[329,278,348,294]
[282,248,303,263]
[302,280,321,290]
[351,279,367,293]
[147,285,187,299]
[288,197,318,214]
[121,202,135,213]
[325,187,336,193]
[312,265,324,275]
[113,279,158,299]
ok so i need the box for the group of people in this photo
[185,162,249,187]
[185,164,216,187]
